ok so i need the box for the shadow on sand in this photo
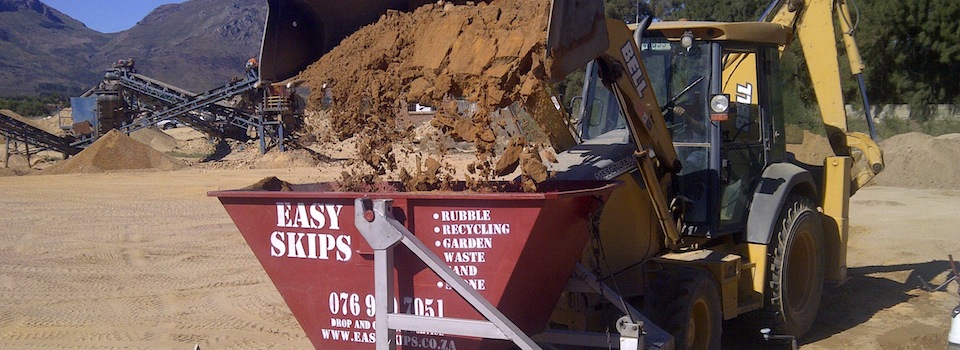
[721,259,954,349]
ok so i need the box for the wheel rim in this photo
[786,223,817,315]
[687,297,713,349]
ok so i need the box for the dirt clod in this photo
[245,176,294,191]
[494,137,525,176]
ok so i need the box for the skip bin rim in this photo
[208,180,621,201]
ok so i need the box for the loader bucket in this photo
[210,180,618,349]
[261,0,610,83]
[259,0,409,82]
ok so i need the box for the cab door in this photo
[716,46,778,231]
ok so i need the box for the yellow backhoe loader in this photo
[252,0,884,348]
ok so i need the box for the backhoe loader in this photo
[249,0,884,348]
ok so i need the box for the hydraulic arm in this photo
[593,19,685,251]
[767,0,884,190]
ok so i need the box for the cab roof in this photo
[629,21,793,46]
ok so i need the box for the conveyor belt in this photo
[120,70,259,135]
[109,69,259,138]
[0,112,81,155]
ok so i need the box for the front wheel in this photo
[765,195,825,337]
[645,266,722,350]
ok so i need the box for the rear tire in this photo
[645,267,722,350]
[765,195,825,338]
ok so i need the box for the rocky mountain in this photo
[92,0,266,92]
[0,0,110,95]
[0,0,266,96]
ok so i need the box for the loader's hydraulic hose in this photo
[857,75,878,141]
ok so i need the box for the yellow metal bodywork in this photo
[822,156,852,283]
[585,5,873,320]
[645,21,791,46]
[591,172,661,294]
[655,250,743,320]
[721,52,759,108]
[710,242,768,314]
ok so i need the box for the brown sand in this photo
[43,130,186,174]
[296,0,556,189]
[786,130,834,165]
[252,149,324,169]
[130,128,180,153]
[788,130,960,189]
[872,132,960,189]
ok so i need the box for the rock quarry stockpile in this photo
[43,130,185,174]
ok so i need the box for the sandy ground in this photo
[800,187,960,349]
[0,167,956,349]
[1,128,959,349]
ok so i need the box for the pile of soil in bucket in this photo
[43,130,186,174]
[296,0,558,191]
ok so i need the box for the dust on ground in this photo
[296,0,557,190]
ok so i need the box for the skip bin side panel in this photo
[408,199,544,349]
[498,195,600,334]
[211,181,619,350]
[218,196,372,349]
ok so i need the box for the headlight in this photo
[681,31,695,48]
[710,94,730,113]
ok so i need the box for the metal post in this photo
[258,91,267,154]
[4,138,9,168]
[857,75,878,141]
[278,121,285,152]
[374,248,396,350]
[353,198,541,350]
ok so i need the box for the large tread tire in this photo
[765,194,825,338]
[645,267,722,350]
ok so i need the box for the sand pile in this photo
[787,130,960,189]
[786,130,834,165]
[872,132,960,189]
[130,128,179,153]
[297,0,558,190]
[43,130,186,174]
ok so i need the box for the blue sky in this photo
[42,0,188,33]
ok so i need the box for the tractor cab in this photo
[570,21,793,238]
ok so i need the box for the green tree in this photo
[857,0,960,119]
[663,0,766,21]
